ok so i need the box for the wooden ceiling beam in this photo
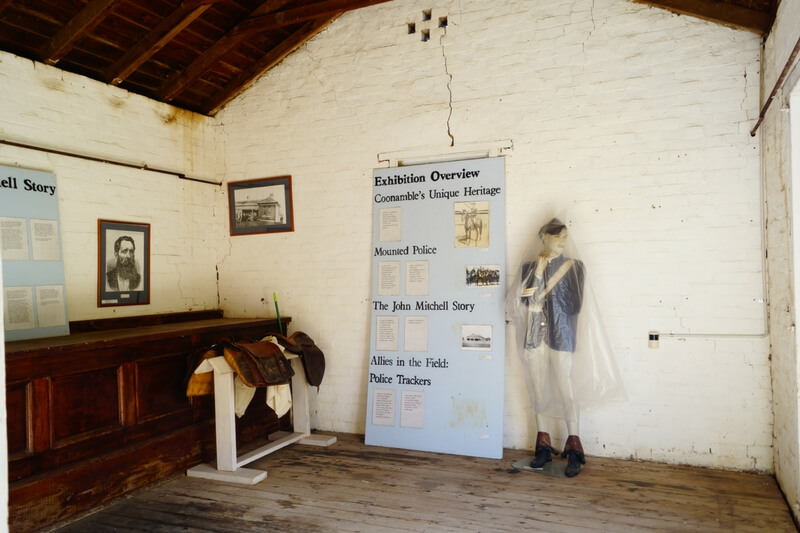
[203,16,337,115]
[157,0,293,102]
[635,0,774,34]
[38,0,122,65]
[158,0,389,102]
[232,0,389,37]
[103,1,219,85]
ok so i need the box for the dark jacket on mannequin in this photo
[522,255,585,352]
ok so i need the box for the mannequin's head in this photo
[539,218,568,255]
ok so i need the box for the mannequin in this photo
[519,218,586,477]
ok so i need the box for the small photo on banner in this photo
[461,324,492,350]
[454,201,489,248]
[465,264,500,287]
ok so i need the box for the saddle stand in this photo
[186,351,335,484]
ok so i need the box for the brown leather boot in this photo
[561,435,586,477]
[531,432,559,468]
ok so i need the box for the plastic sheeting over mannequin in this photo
[507,217,625,476]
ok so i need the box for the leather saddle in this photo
[223,340,294,388]
[269,331,325,388]
[185,338,295,396]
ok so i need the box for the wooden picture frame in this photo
[98,219,150,307]
[228,176,294,236]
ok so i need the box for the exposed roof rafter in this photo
[158,0,296,102]
[38,0,122,65]
[635,0,776,34]
[104,1,219,85]
[0,0,391,115]
[158,0,387,102]
[232,0,381,36]
[203,16,337,114]
[0,0,778,116]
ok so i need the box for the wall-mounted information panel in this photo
[0,165,69,341]
[365,157,506,459]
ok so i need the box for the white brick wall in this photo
[0,257,5,528]
[762,0,800,520]
[217,0,768,469]
[0,54,222,319]
[0,0,777,474]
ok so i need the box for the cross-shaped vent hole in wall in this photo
[407,9,446,42]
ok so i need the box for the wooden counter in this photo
[6,310,291,532]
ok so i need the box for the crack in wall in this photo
[305,47,338,105]
[214,186,233,310]
[582,0,597,60]
[741,67,749,110]
[440,30,454,147]
[216,264,221,309]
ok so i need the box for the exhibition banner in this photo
[366,157,506,458]
[0,165,69,341]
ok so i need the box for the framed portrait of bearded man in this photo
[97,219,150,307]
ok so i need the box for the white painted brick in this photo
[0,54,222,319]
[761,0,800,520]
[0,0,783,480]
[212,0,770,471]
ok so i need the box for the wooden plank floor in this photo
[47,433,797,532]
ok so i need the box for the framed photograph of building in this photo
[228,176,294,236]
[97,220,150,307]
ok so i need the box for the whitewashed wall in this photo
[0,260,6,530]
[0,53,222,319]
[762,0,800,520]
[0,0,775,475]
[217,0,768,470]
